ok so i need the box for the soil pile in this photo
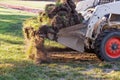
[23,0,83,64]
[44,0,83,32]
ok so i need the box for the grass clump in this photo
[23,13,51,31]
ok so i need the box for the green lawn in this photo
[1,7,120,80]
[0,1,55,11]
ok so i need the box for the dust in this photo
[23,27,50,64]
[23,0,84,64]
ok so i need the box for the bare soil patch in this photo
[46,47,100,62]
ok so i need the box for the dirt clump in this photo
[44,0,83,32]
[23,27,50,64]
[23,0,84,64]
[34,32,50,64]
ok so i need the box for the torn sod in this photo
[23,0,84,64]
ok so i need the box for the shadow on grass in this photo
[0,59,98,80]
[0,37,23,45]
[0,14,32,38]
[0,58,115,80]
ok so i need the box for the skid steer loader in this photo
[40,0,120,61]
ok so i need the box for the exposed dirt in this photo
[23,0,85,64]
[46,47,100,62]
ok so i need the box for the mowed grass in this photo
[0,1,55,11]
[1,7,120,80]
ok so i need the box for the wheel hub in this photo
[111,43,119,51]
[105,37,120,58]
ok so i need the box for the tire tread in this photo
[94,28,120,61]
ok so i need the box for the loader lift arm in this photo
[86,1,120,39]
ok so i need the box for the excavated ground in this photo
[46,48,100,62]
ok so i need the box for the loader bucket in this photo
[57,24,86,52]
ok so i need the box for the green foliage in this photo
[23,13,51,30]
[23,17,40,30]
[56,2,63,7]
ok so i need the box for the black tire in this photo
[94,29,120,61]
[84,47,94,53]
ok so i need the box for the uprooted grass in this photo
[22,7,65,56]
[1,7,120,80]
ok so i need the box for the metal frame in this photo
[86,1,120,39]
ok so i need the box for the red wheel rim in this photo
[105,37,120,58]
